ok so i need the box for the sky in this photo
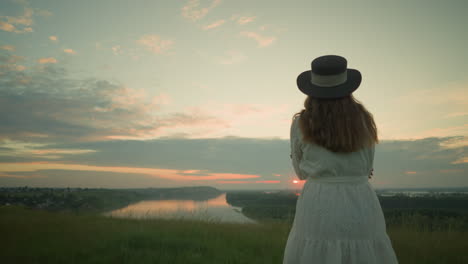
[0,0,466,190]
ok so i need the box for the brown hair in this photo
[293,94,379,153]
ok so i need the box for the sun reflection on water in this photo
[103,193,255,224]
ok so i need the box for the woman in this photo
[283,55,398,263]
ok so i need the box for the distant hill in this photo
[127,186,223,201]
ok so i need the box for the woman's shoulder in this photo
[292,113,303,127]
[290,114,303,138]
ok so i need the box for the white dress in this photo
[283,116,399,264]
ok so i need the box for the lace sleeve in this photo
[290,117,306,180]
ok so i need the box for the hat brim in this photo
[297,69,361,99]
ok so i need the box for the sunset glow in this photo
[0,162,261,181]
[0,0,466,189]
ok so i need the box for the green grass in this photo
[1,205,467,264]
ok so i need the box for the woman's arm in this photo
[290,117,306,180]
[368,145,375,179]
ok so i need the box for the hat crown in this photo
[312,55,347,76]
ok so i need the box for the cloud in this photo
[415,124,468,140]
[444,112,468,118]
[0,52,26,71]
[0,139,96,160]
[0,0,36,33]
[237,16,256,25]
[0,136,465,189]
[394,82,467,134]
[37,57,57,64]
[137,35,174,55]
[452,157,467,165]
[217,180,280,184]
[63,49,76,55]
[378,82,468,140]
[0,162,261,182]
[0,21,16,32]
[49,35,58,42]
[0,45,16,52]
[0,62,229,143]
[111,45,122,55]
[187,102,289,129]
[240,31,276,47]
[372,136,467,187]
[181,0,221,22]
[202,19,225,30]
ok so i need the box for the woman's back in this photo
[291,115,375,181]
[284,115,398,263]
[283,55,398,263]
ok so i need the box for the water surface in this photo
[103,193,255,223]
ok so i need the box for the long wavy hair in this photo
[293,94,379,153]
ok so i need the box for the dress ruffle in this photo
[283,236,399,264]
[282,181,399,264]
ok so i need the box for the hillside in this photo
[1,205,467,264]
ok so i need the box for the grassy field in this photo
[1,205,467,264]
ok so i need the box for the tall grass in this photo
[1,205,467,264]
[0,205,287,264]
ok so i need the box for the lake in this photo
[102,193,256,224]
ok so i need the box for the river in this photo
[102,193,255,224]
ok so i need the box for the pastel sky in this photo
[0,0,466,190]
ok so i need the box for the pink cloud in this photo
[0,21,16,32]
[390,83,467,139]
[14,65,26,71]
[444,112,468,118]
[0,62,234,142]
[439,169,464,173]
[137,35,174,54]
[415,124,468,140]
[203,19,225,30]
[0,45,15,51]
[237,16,256,25]
[37,57,57,64]
[404,171,417,175]
[240,31,275,47]
[29,149,95,155]
[0,162,261,181]
[49,35,58,42]
[451,157,467,164]
[174,102,289,138]
[0,53,26,72]
[182,170,203,174]
[0,5,35,33]
[181,0,221,22]
[255,180,280,183]
[216,180,280,184]
[111,45,122,55]
[4,7,33,26]
[0,140,96,160]
[0,172,47,179]
[63,49,76,54]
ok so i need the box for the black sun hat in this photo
[296,55,362,99]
